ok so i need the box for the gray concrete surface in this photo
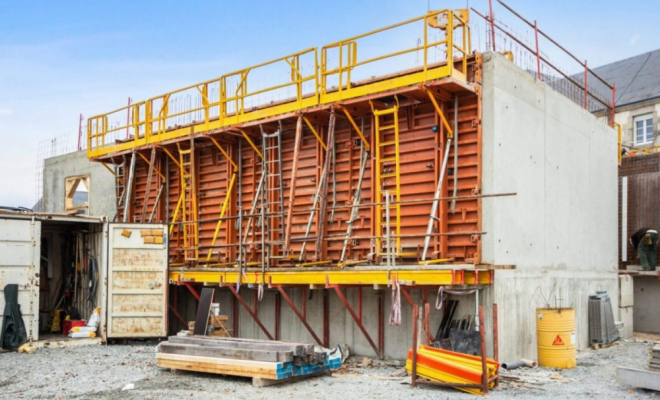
[42,150,116,218]
[0,340,655,399]
[633,275,660,333]
[481,52,620,361]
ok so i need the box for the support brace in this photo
[275,286,324,346]
[340,107,370,151]
[168,303,188,328]
[227,284,274,340]
[329,285,383,359]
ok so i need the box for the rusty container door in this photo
[107,223,168,338]
[0,218,40,341]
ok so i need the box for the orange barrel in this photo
[536,308,576,369]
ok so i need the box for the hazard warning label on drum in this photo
[552,335,565,346]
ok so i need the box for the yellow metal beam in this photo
[205,172,238,261]
[100,162,116,176]
[237,129,263,160]
[170,268,493,286]
[208,136,238,169]
[340,107,370,152]
[162,147,182,171]
[425,88,454,138]
[137,152,166,180]
[302,116,327,151]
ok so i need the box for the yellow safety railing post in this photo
[206,172,237,261]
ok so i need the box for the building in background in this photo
[592,49,660,151]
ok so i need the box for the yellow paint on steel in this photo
[340,108,370,152]
[425,88,454,138]
[237,129,263,160]
[137,152,166,180]
[302,116,327,151]
[208,136,238,170]
[616,123,622,166]
[170,268,493,286]
[536,308,576,369]
[206,172,238,261]
[87,10,471,159]
[374,105,402,252]
[162,147,183,171]
[100,163,116,176]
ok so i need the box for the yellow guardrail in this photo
[320,9,470,103]
[87,10,471,158]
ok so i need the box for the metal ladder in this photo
[374,105,403,257]
[178,143,199,261]
[113,158,126,221]
[260,125,286,267]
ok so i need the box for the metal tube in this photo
[411,305,419,388]
[479,305,488,394]
[385,190,392,272]
[450,96,459,213]
[421,138,452,261]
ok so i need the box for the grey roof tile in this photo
[590,49,660,107]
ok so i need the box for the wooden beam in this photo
[158,342,293,362]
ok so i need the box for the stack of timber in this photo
[649,345,660,371]
[406,345,499,395]
[156,335,342,385]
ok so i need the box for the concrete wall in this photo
[481,52,619,361]
[170,286,478,360]
[633,276,660,333]
[42,151,116,218]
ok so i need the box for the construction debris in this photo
[406,345,499,395]
[156,335,343,386]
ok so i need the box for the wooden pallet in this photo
[591,341,618,350]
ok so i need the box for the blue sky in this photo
[0,0,658,207]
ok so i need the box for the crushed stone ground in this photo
[0,339,659,399]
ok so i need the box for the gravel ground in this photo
[0,340,659,399]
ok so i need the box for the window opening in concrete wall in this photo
[634,113,654,146]
[64,175,89,215]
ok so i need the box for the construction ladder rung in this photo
[379,141,396,147]
[379,157,396,163]
[381,173,397,178]
[379,124,396,130]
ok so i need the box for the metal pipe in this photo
[471,8,612,110]
[450,95,459,213]
[496,0,613,89]
[421,138,452,261]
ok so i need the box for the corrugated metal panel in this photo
[107,223,168,338]
[0,218,40,341]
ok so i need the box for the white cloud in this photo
[0,107,14,116]
[630,34,640,46]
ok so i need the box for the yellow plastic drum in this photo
[536,308,576,369]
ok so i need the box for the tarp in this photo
[0,284,27,350]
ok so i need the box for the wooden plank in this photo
[158,342,293,362]
[193,288,215,336]
[617,367,660,391]
[171,335,315,354]
[156,351,283,369]
[158,359,279,379]
[168,336,306,356]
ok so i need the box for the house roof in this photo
[591,49,660,108]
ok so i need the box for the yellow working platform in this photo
[169,266,493,287]
[87,9,471,159]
